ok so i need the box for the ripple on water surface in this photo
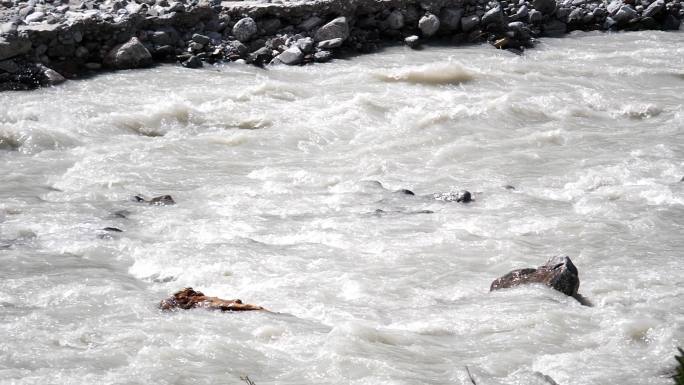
[0,30,682,385]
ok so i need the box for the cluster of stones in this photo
[0,0,682,90]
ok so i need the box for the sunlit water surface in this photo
[1,30,683,385]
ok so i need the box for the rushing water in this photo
[1,30,683,385]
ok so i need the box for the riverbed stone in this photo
[440,7,464,31]
[386,10,405,29]
[461,15,481,31]
[313,49,332,62]
[643,0,665,17]
[317,38,343,49]
[404,34,420,48]
[295,37,315,53]
[182,55,203,68]
[104,37,152,69]
[314,17,349,42]
[232,17,257,42]
[614,5,638,22]
[0,37,31,61]
[533,0,558,14]
[275,45,303,65]
[419,13,441,36]
[481,6,505,27]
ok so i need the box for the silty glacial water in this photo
[0,30,683,385]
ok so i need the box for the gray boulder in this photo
[295,37,315,53]
[275,45,303,65]
[418,13,440,36]
[461,15,481,32]
[440,7,464,31]
[643,0,664,18]
[529,9,543,23]
[314,17,349,42]
[613,5,637,22]
[299,16,324,31]
[404,35,420,48]
[191,33,211,45]
[386,10,405,30]
[39,65,66,85]
[232,17,257,42]
[0,37,31,61]
[607,0,623,16]
[317,38,343,49]
[490,256,581,298]
[481,7,504,27]
[532,0,557,15]
[25,11,45,23]
[313,50,332,62]
[104,37,153,69]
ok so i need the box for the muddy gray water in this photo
[0,30,683,385]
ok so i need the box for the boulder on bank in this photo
[490,255,580,297]
[419,13,440,37]
[232,17,258,42]
[159,287,265,311]
[0,36,31,61]
[314,17,349,42]
[104,37,152,69]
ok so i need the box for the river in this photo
[1,30,683,385]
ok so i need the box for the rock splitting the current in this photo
[490,256,591,305]
[159,287,265,312]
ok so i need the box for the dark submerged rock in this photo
[159,287,265,311]
[490,255,591,305]
[434,190,472,203]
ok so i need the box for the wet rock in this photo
[182,55,203,68]
[275,45,303,65]
[248,46,273,66]
[662,14,681,30]
[232,17,257,42]
[298,16,324,31]
[396,189,415,195]
[419,13,440,37]
[317,38,343,49]
[314,16,349,42]
[643,0,665,17]
[490,255,581,299]
[440,7,464,31]
[614,5,637,22]
[191,33,211,45]
[104,37,152,69]
[433,190,472,203]
[25,11,45,23]
[0,59,19,74]
[159,287,265,311]
[533,0,558,15]
[39,65,66,85]
[482,7,505,27]
[134,194,176,205]
[295,37,314,53]
[0,36,31,61]
[529,8,543,23]
[461,15,481,32]
[313,50,332,62]
[103,227,123,232]
[404,35,420,48]
[386,10,405,29]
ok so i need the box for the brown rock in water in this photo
[491,255,581,298]
[159,287,265,312]
[134,195,175,206]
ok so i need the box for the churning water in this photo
[0,30,683,385]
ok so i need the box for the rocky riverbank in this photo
[0,0,681,90]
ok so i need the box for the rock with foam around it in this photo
[490,255,580,298]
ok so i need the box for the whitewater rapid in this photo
[1,30,683,385]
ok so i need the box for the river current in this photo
[1,30,683,385]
